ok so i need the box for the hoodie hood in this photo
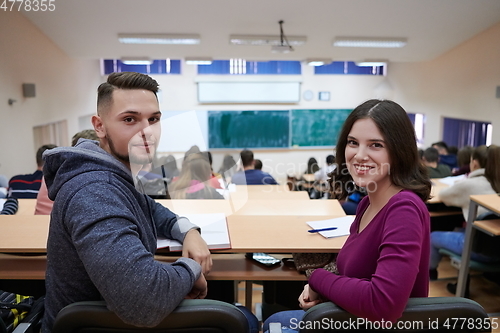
[43,139,133,201]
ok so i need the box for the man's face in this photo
[93,88,161,169]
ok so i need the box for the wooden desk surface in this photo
[228,190,309,200]
[0,213,347,254]
[226,215,347,253]
[470,194,500,215]
[0,215,49,253]
[0,253,306,281]
[17,199,37,215]
[158,199,344,217]
[233,185,291,192]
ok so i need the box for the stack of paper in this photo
[306,215,356,238]
[157,213,231,251]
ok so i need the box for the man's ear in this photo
[91,115,106,139]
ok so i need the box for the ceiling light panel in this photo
[230,35,307,46]
[333,37,407,48]
[118,33,200,45]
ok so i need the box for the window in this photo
[197,60,301,75]
[33,120,69,149]
[101,59,181,75]
[442,117,491,148]
[408,113,426,147]
[315,61,384,75]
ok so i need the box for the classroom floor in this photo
[238,257,500,332]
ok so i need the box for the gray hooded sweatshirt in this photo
[41,139,201,332]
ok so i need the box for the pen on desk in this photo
[308,227,338,233]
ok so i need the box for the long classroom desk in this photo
[0,213,347,307]
[0,214,347,254]
[158,199,344,217]
[16,199,37,215]
[456,194,500,297]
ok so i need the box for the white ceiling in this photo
[22,0,500,63]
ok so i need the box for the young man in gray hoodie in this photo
[42,72,212,332]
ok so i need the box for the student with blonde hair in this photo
[170,153,224,199]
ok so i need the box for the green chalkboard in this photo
[291,109,352,147]
[208,110,290,149]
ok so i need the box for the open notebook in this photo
[157,213,231,251]
[306,215,356,238]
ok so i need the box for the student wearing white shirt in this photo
[314,154,336,183]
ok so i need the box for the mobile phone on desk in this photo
[245,252,281,267]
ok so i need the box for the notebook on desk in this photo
[157,213,231,251]
[306,215,355,238]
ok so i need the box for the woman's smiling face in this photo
[345,117,392,192]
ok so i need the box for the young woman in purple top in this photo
[263,99,432,332]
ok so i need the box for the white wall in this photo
[0,11,102,178]
[1,12,499,183]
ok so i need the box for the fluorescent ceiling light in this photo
[229,35,306,46]
[118,33,200,45]
[185,57,213,65]
[306,58,332,66]
[333,37,407,48]
[355,60,388,67]
[120,57,153,65]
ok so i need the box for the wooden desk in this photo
[0,214,346,254]
[228,190,309,200]
[0,215,49,253]
[456,194,500,297]
[16,199,37,215]
[301,174,315,183]
[0,252,306,309]
[233,185,291,193]
[158,199,345,217]
[0,253,305,282]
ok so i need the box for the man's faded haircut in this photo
[97,72,160,116]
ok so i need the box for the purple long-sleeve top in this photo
[309,190,430,322]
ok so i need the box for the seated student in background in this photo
[8,144,57,198]
[263,99,431,332]
[304,157,319,175]
[314,155,336,183]
[218,154,238,183]
[41,72,217,333]
[0,197,19,215]
[432,141,458,171]
[422,147,452,178]
[170,153,224,199]
[430,145,500,283]
[452,145,473,176]
[231,149,278,185]
[204,151,222,189]
[253,159,263,170]
[35,130,99,215]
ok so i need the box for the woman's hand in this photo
[298,284,322,310]
[182,229,212,274]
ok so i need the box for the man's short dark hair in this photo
[254,159,263,170]
[37,144,57,167]
[326,155,335,165]
[97,72,159,116]
[432,141,449,153]
[423,147,439,163]
[240,150,254,167]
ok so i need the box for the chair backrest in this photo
[299,297,491,333]
[52,299,250,333]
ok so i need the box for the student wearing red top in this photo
[263,99,431,332]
